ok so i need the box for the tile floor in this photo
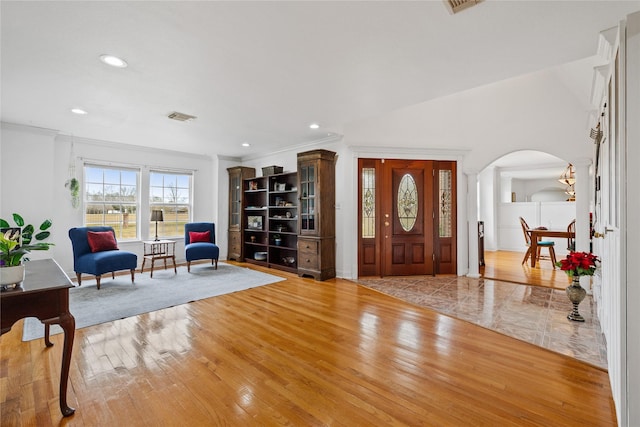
[356,275,608,369]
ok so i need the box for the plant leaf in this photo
[22,224,34,245]
[39,220,52,231]
[12,213,24,227]
[0,219,9,228]
[35,231,50,240]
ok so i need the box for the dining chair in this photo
[519,217,557,268]
[567,219,576,252]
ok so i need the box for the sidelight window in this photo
[439,170,452,237]
[362,168,376,238]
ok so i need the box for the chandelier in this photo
[559,164,575,200]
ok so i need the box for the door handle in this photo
[594,227,615,238]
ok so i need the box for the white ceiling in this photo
[2,1,639,160]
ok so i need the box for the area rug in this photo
[22,262,285,342]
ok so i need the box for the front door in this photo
[358,159,456,276]
[383,160,433,275]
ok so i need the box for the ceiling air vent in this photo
[167,111,197,122]
[444,0,483,14]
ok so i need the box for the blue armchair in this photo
[69,226,137,290]
[185,222,219,272]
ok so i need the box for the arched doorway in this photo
[478,150,576,287]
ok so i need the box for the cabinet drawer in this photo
[298,239,318,254]
[299,252,319,270]
[298,239,319,270]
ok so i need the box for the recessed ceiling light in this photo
[242,142,251,147]
[71,108,88,115]
[309,123,320,129]
[99,54,128,68]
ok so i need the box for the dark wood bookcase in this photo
[297,149,336,280]
[242,172,298,273]
[235,149,336,279]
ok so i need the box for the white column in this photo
[572,158,591,291]
[467,172,480,278]
[573,158,591,253]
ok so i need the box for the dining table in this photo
[528,228,575,267]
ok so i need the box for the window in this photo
[149,171,192,238]
[85,165,139,240]
[361,167,376,238]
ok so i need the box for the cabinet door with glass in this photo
[227,166,255,261]
[299,162,316,235]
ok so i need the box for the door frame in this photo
[356,157,458,277]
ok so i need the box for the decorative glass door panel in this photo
[300,164,316,234]
[230,174,241,228]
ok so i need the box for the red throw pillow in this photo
[87,231,119,253]
[189,230,211,243]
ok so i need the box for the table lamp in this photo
[151,210,164,241]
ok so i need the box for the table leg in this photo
[172,256,177,274]
[531,239,538,267]
[141,258,146,274]
[58,311,76,416]
[44,322,53,347]
[150,259,155,278]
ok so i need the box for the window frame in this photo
[83,163,140,241]
[149,170,193,239]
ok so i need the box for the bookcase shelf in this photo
[242,171,298,272]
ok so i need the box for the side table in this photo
[141,240,177,278]
[1,259,76,417]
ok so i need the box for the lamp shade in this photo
[151,210,164,222]
[558,164,576,185]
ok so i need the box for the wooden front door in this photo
[358,159,456,276]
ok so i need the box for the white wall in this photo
[498,201,576,252]
[0,123,216,277]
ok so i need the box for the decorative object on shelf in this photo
[262,165,283,176]
[249,181,258,190]
[282,256,295,266]
[254,251,267,261]
[248,216,263,230]
[250,236,256,243]
[276,183,286,191]
[150,210,164,241]
[556,251,600,322]
[273,234,282,246]
[1,213,54,289]
[64,138,80,208]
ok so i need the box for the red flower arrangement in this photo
[556,251,600,277]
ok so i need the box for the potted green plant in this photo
[0,213,54,287]
[65,177,80,208]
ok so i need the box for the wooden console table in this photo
[141,240,177,278]
[0,259,76,417]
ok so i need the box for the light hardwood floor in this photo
[0,262,615,426]
[482,250,572,289]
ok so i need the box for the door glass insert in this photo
[439,170,452,237]
[362,168,375,238]
[397,173,418,232]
